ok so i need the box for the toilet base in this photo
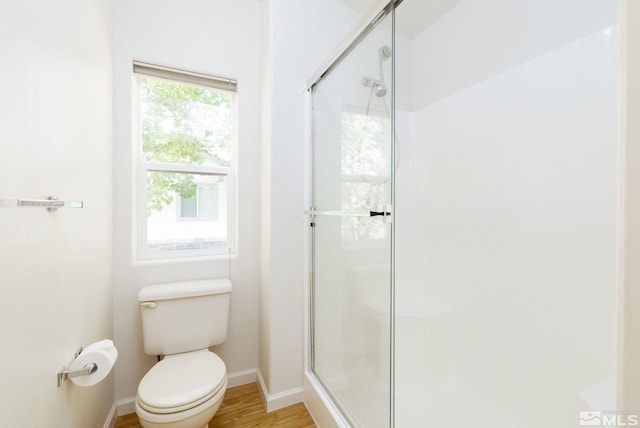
[136,397,222,428]
[136,378,226,428]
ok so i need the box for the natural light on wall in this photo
[134,62,237,259]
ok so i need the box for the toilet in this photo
[135,279,232,428]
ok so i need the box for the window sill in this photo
[133,253,237,266]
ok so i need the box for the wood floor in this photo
[115,382,316,428]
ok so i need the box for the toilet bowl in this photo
[135,350,228,428]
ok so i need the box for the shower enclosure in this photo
[307,0,620,426]
[308,4,395,426]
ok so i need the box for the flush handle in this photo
[141,302,157,309]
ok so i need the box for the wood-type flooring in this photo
[114,382,316,428]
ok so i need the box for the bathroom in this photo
[1,0,639,427]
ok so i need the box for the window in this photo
[134,62,236,258]
[179,184,220,220]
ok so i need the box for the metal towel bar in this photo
[0,196,83,211]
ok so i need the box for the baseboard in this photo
[227,368,257,388]
[256,370,305,413]
[103,402,118,428]
[115,396,136,417]
[113,368,259,418]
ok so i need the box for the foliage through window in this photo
[135,63,236,258]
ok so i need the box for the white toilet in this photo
[135,279,232,428]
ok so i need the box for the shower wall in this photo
[395,0,619,426]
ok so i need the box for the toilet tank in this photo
[138,279,232,356]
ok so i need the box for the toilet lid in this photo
[138,351,226,413]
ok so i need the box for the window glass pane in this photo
[197,186,216,219]
[140,77,233,167]
[146,171,227,252]
[180,196,197,218]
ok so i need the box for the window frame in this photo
[133,62,237,261]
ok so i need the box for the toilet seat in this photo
[137,350,226,414]
[135,377,227,426]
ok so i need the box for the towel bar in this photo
[0,196,83,212]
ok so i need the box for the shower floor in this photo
[329,375,512,427]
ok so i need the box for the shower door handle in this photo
[306,206,392,221]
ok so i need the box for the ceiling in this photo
[337,0,463,40]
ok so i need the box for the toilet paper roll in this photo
[68,339,118,387]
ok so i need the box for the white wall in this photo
[395,0,619,426]
[0,0,114,426]
[408,0,618,109]
[112,0,261,404]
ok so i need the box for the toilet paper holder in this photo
[57,347,98,387]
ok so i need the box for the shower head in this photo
[374,83,387,97]
[378,45,392,62]
[361,76,387,97]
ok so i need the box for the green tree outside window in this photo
[141,77,232,215]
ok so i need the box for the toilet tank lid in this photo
[138,279,232,301]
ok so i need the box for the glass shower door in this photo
[310,10,394,428]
